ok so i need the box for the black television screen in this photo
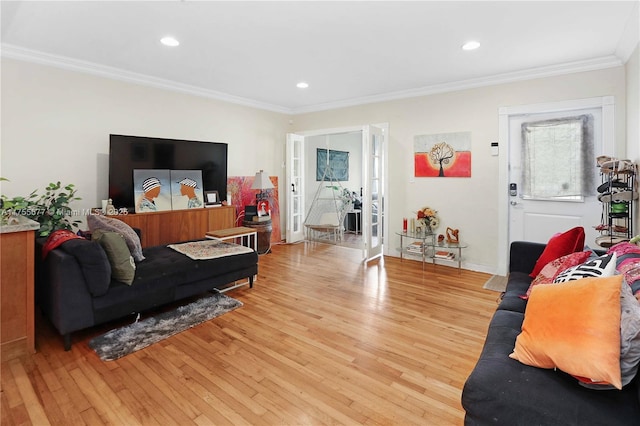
[109,134,228,212]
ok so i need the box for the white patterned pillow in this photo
[553,253,617,283]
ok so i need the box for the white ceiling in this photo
[2,1,638,114]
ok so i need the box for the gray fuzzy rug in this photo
[89,292,242,361]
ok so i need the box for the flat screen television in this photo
[109,134,228,212]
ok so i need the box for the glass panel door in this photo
[363,125,384,261]
[286,133,305,243]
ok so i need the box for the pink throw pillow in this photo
[522,251,592,299]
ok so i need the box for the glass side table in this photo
[396,230,436,270]
[428,240,468,273]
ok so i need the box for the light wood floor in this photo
[1,242,500,426]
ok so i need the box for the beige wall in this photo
[1,59,290,223]
[1,57,631,272]
[292,67,627,272]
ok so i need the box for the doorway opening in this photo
[305,131,365,249]
[286,124,388,262]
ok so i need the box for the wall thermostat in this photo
[491,141,499,156]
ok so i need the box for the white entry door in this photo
[505,98,614,253]
[285,133,305,243]
[362,125,385,262]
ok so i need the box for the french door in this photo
[285,124,388,261]
[362,125,385,262]
[285,133,305,243]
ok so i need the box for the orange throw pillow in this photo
[510,275,623,389]
[529,227,585,278]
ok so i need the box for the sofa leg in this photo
[63,333,72,351]
[249,276,254,288]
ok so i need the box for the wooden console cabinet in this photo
[1,218,39,360]
[110,206,236,247]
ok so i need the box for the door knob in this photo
[510,201,518,206]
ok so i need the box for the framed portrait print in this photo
[204,190,221,206]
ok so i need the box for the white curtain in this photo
[521,114,594,200]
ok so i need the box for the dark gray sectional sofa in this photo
[461,241,640,425]
[35,237,258,350]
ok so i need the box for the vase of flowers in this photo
[416,206,439,234]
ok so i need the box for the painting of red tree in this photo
[414,132,471,177]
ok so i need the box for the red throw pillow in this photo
[529,227,585,278]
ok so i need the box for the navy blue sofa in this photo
[461,241,640,425]
[35,237,258,350]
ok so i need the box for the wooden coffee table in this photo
[205,226,258,252]
[206,227,259,289]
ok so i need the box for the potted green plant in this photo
[1,179,82,237]
[0,177,36,225]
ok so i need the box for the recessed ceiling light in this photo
[462,41,480,51]
[296,82,309,89]
[160,36,180,47]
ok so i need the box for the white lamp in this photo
[251,170,274,203]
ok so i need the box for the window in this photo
[521,114,594,201]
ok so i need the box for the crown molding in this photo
[0,43,293,114]
[615,2,639,63]
[290,56,624,114]
[1,43,624,116]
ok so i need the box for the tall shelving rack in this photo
[596,160,637,247]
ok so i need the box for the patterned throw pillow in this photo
[522,251,592,300]
[87,214,145,262]
[608,242,640,296]
[553,253,617,283]
[617,259,640,296]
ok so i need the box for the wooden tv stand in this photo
[108,206,236,248]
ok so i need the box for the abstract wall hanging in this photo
[316,149,349,181]
[227,176,282,243]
